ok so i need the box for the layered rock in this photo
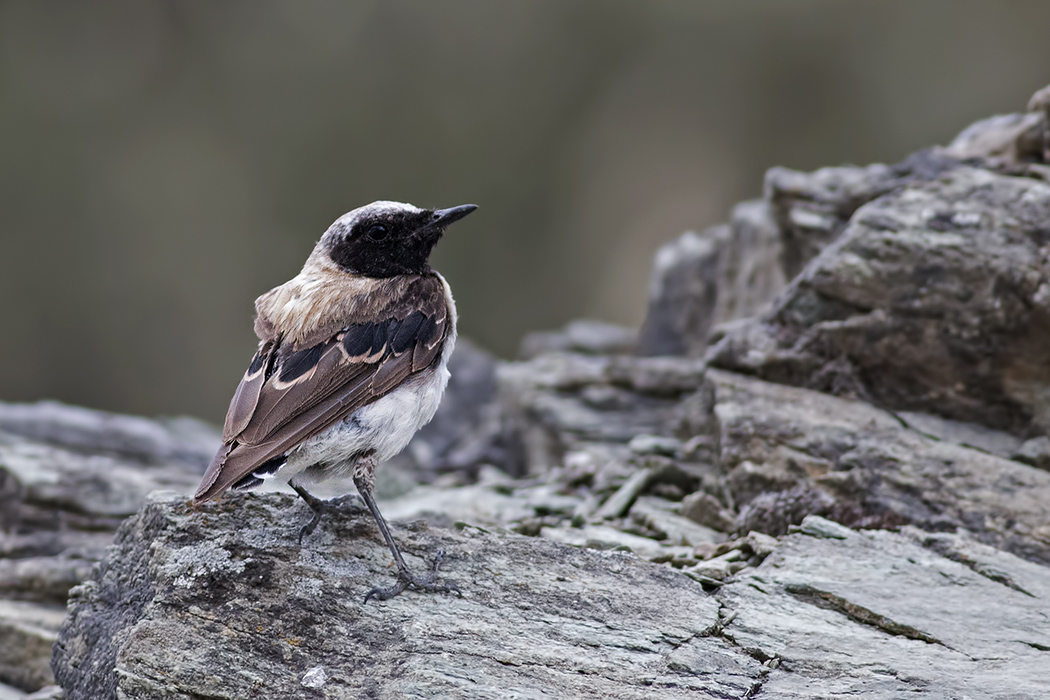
[52,493,1050,700]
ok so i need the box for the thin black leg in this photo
[353,474,460,603]
[291,482,328,544]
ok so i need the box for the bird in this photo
[193,200,477,602]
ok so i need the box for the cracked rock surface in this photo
[52,495,1050,700]
[53,492,758,700]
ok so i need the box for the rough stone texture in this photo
[720,518,1050,699]
[53,494,1050,700]
[708,166,1050,436]
[638,199,785,357]
[54,492,757,700]
[0,600,65,692]
[0,402,217,692]
[705,369,1050,563]
[765,149,962,281]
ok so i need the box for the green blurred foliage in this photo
[0,0,1048,421]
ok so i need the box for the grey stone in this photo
[1012,435,1050,472]
[520,319,637,359]
[627,434,681,456]
[55,491,773,700]
[895,410,1023,458]
[709,166,1050,436]
[629,496,724,547]
[637,228,726,357]
[764,149,960,280]
[0,557,94,605]
[706,369,1050,564]
[679,492,735,533]
[1029,83,1050,162]
[497,353,705,473]
[718,524,1050,698]
[705,371,1050,562]
[943,111,1046,164]
[0,683,25,700]
[638,200,785,358]
[0,402,218,473]
[593,467,652,520]
[0,600,64,692]
[734,485,836,538]
[794,514,853,539]
[540,522,695,562]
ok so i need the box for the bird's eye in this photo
[366,224,389,241]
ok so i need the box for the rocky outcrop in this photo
[708,166,1050,435]
[0,402,215,697]
[51,493,1050,700]
[15,83,1050,699]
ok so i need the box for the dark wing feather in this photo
[194,276,449,501]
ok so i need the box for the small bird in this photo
[194,200,477,601]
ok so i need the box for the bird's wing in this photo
[194,276,449,501]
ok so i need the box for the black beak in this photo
[430,204,478,228]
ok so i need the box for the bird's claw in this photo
[363,550,461,603]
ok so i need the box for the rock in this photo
[638,200,785,357]
[539,522,696,562]
[0,683,25,700]
[54,491,779,700]
[719,524,1050,698]
[0,402,218,472]
[30,86,1050,699]
[638,227,730,357]
[497,353,706,474]
[679,492,735,532]
[0,402,213,620]
[793,514,853,540]
[894,410,1023,458]
[734,485,837,538]
[24,688,63,700]
[765,149,960,280]
[0,401,219,694]
[593,467,652,520]
[705,369,1050,564]
[520,320,637,359]
[627,434,681,456]
[1012,435,1050,472]
[1029,83,1050,162]
[709,166,1050,436]
[0,599,65,692]
[629,496,725,547]
[942,111,1046,163]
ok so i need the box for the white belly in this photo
[268,347,452,499]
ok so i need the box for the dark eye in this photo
[366,224,388,241]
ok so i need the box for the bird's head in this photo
[321,201,477,277]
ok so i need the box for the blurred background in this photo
[1,0,1048,423]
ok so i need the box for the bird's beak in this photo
[430,204,478,227]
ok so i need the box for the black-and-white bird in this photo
[194,200,477,601]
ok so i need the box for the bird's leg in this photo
[291,482,330,544]
[353,465,460,603]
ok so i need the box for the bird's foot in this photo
[363,550,461,603]
[296,494,361,544]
